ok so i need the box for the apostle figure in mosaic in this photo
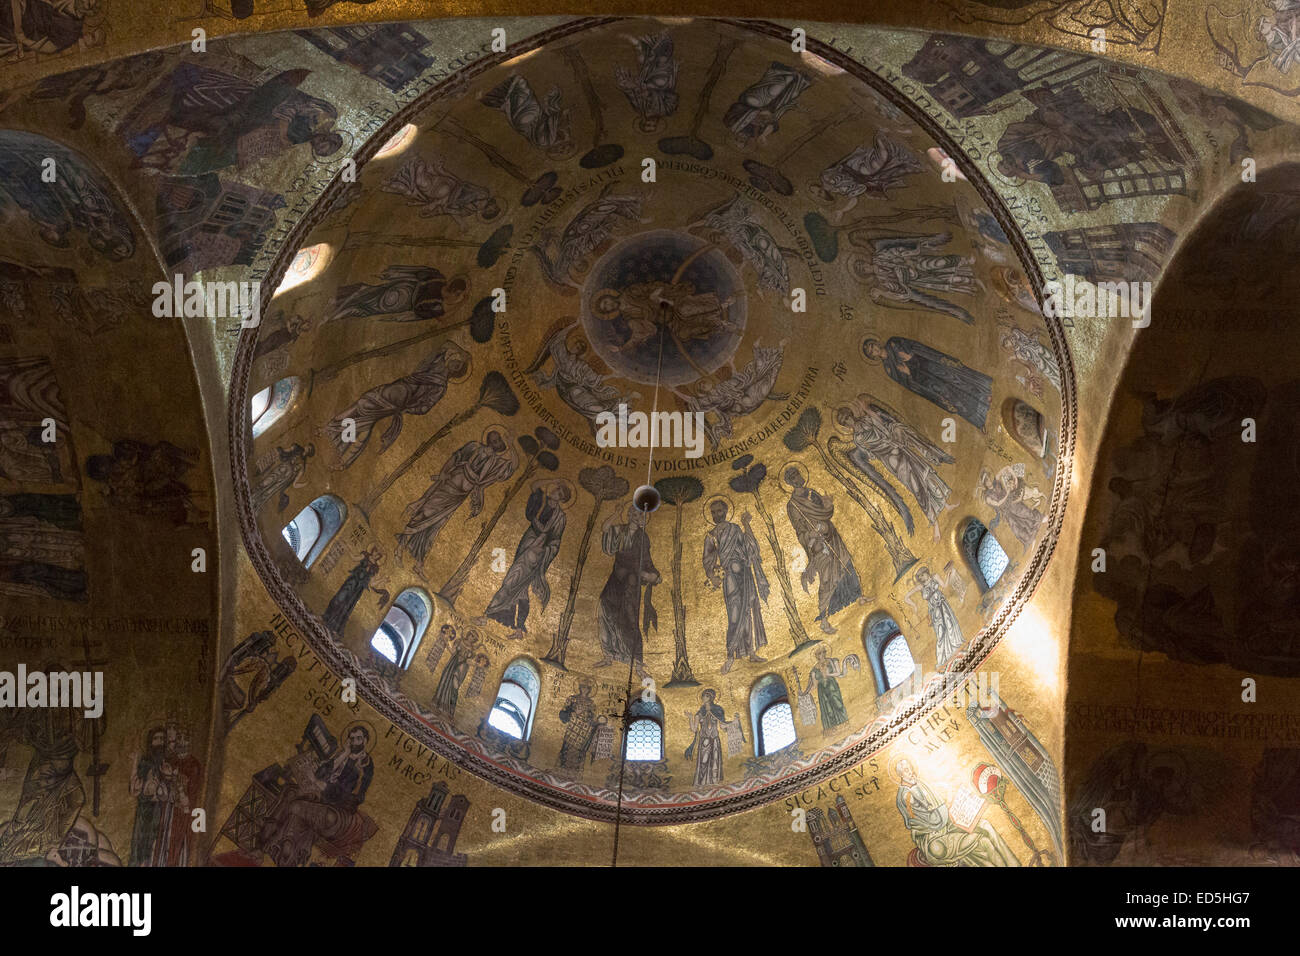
[812,132,923,218]
[327,265,468,323]
[595,503,659,679]
[851,232,979,324]
[381,154,502,225]
[702,497,768,674]
[480,74,574,158]
[834,394,955,539]
[724,61,812,147]
[894,757,1021,866]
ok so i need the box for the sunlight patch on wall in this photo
[374,123,418,160]
[1002,603,1058,697]
[273,244,331,297]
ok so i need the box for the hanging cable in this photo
[612,312,669,866]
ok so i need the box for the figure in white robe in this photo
[812,131,923,219]
[904,565,966,664]
[616,32,679,132]
[480,74,573,158]
[723,61,812,147]
[835,395,955,539]
[395,433,517,573]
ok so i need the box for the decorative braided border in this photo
[228,16,1077,825]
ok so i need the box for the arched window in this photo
[625,696,665,762]
[488,658,541,741]
[251,376,301,438]
[750,674,796,756]
[960,518,1010,592]
[1002,398,1048,458]
[369,588,433,669]
[281,494,345,568]
[865,613,915,694]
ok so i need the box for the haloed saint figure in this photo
[702,497,768,674]
[595,503,659,679]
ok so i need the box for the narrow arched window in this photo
[488,658,541,741]
[625,696,665,761]
[865,613,915,694]
[750,674,796,756]
[281,494,346,568]
[369,588,433,669]
[251,376,301,437]
[960,517,1010,592]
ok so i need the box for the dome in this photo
[233,17,1068,822]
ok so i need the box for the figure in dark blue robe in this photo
[322,549,382,637]
[861,336,993,430]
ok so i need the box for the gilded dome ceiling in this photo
[232,17,1071,821]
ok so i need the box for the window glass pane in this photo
[488,704,525,739]
[250,386,271,425]
[882,635,915,690]
[370,629,400,663]
[977,531,1010,588]
[625,718,662,761]
[495,681,532,723]
[381,606,416,647]
[281,504,321,561]
[760,702,796,754]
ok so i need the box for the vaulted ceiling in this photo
[1,3,1297,865]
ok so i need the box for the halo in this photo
[985,150,1027,189]
[777,459,810,493]
[702,493,733,522]
[563,326,589,354]
[445,342,472,383]
[534,476,576,509]
[831,403,856,434]
[340,719,378,754]
[886,753,918,784]
[592,288,622,320]
[481,423,512,446]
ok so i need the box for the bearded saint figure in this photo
[702,498,768,674]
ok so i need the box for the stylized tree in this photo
[728,455,814,655]
[358,370,519,520]
[544,465,629,668]
[655,475,704,686]
[441,426,560,605]
[783,407,918,581]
